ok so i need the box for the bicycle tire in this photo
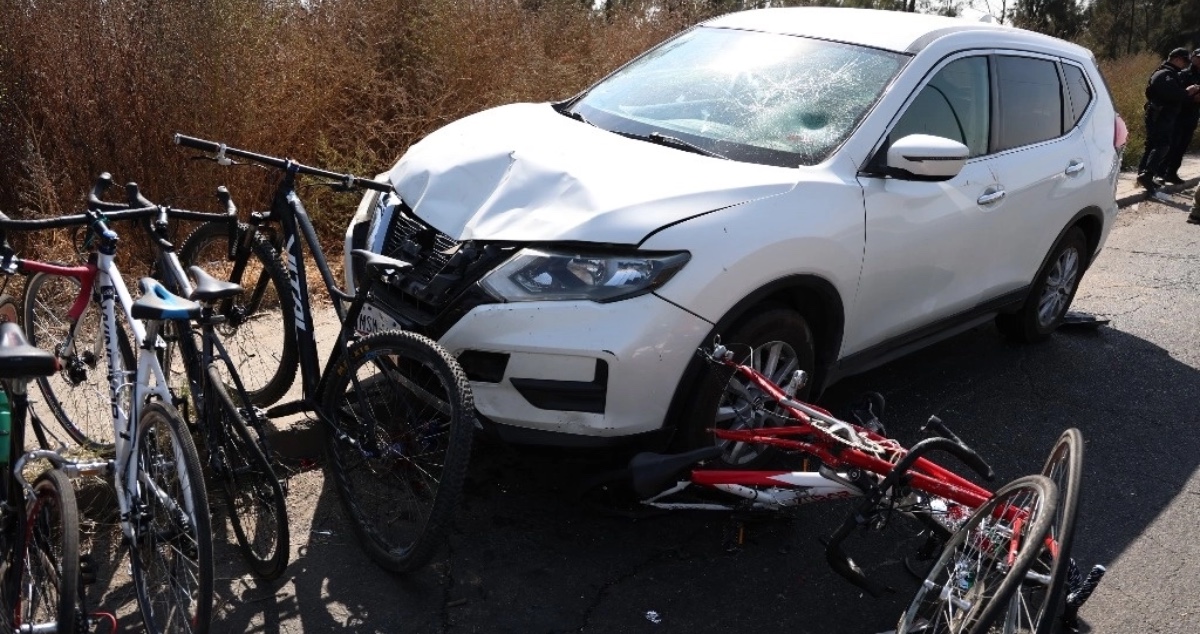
[14,469,81,634]
[897,474,1059,634]
[178,220,297,406]
[23,271,134,452]
[1014,428,1083,634]
[321,329,475,572]
[127,402,213,634]
[205,361,290,580]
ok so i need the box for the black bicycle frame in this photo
[269,163,381,414]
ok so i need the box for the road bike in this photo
[174,134,476,573]
[0,207,214,634]
[0,315,85,634]
[593,342,1105,633]
[71,175,291,580]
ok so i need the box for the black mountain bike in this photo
[174,134,476,572]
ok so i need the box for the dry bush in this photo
[1099,52,1158,170]
[0,0,702,261]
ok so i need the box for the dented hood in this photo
[387,103,799,244]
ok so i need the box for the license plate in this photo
[357,302,403,335]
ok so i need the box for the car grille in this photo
[380,209,460,285]
[368,201,515,336]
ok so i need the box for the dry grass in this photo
[0,0,702,261]
[1099,52,1159,170]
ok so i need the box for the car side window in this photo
[1062,63,1093,131]
[891,56,990,158]
[995,55,1064,151]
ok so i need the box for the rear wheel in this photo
[322,329,474,572]
[179,221,296,406]
[997,228,1088,343]
[24,271,134,452]
[676,308,815,467]
[898,475,1058,634]
[128,402,213,634]
[206,362,289,580]
[15,469,80,634]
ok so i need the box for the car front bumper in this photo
[437,292,713,442]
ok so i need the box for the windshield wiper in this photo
[560,108,594,128]
[618,130,727,160]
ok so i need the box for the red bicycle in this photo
[604,342,1104,633]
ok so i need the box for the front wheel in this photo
[997,228,1088,343]
[24,271,134,452]
[1011,428,1083,634]
[128,402,213,634]
[675,307,815,467]
[206,362,290,580]
[13,469,81,634]
[898,475,1058,634]
[322,329,475,572]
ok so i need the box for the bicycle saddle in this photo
[629,446,723,499]
[131,278,202,321]
[187,265,244,301]
[0,321,59,379]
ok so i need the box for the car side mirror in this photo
[885,134,969,181]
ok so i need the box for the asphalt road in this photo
[86,187,1200,633]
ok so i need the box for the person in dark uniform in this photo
[1138,47,1199,193]
[1161,49,1200,184]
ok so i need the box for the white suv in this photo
[344,7,1121,457]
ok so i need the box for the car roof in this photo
[704,7,1080,56]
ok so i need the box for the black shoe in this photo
[1163,174,1185,185]
[1188,214,1200,225]
[1137,173,1158,191]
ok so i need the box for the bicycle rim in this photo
[24,271,132,452]
[898,475,1058,634]
[322,329,475,572]
[16,469,80,634]
[128,402,213,634]
[206,362,289,580]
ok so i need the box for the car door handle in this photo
[1065,161,1086,176]
[977,189,1006,205]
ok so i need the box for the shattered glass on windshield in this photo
[573,27,906,167]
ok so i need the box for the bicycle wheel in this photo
[897,475,1058,634]
[321,329,474,572]
[127,402,213,634]
[14,469,81,634]
[23,271,134,452]
[1001,428,1083,634]
[179,221,296,406]
[205,361,289,580]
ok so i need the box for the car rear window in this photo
[1062,62,1093,130]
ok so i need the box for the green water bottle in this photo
[0,389,10,465]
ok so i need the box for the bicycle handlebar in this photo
[88,173,233,224]
[173,133,394,193]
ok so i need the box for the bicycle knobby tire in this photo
[321,329,474,572]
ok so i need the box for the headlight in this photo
[479,249,690,303]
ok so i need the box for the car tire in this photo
[997,227,1088,344]
[674,307,815,467]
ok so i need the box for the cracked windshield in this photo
[573,27,906,167]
